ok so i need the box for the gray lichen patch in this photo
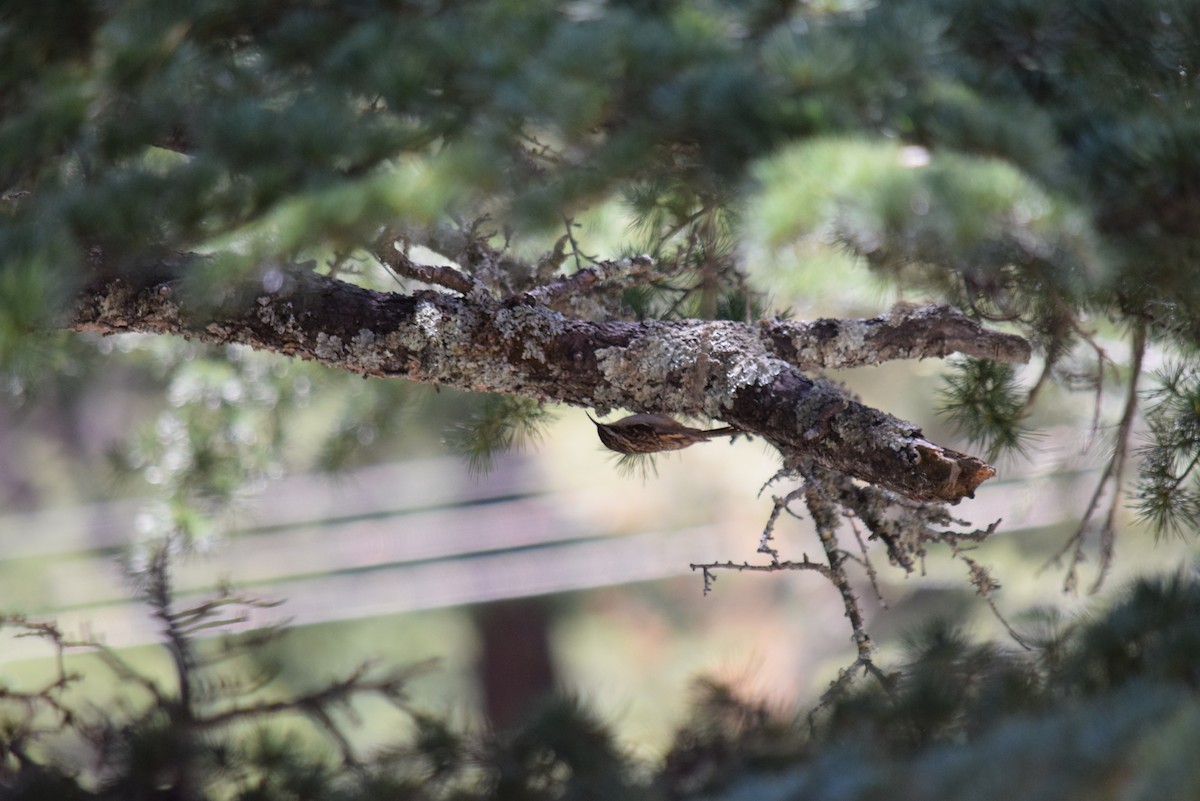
[382,298,469,378]
[794,379,848,430]
[711,354,787,413]
[822,321,868,365]
[414,298,445,340]
[490,304,567,364]
[314,332,344,362]
[820,385,921,456]
[349,328,391,373]
[595,319,788,416]
[693,322,788,415]
[365,297,549,395]
[593,323,698,411]
[255,297,305,341]
[778,318,870,370]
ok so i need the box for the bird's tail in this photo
[701,426,738,439]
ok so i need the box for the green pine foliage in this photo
[938,358,1030,460]
[1136,363,1200,537]
[446,394,553,475]
[3,0,1193,317]
[8,571,1200,799]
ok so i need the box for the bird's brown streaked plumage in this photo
[587,413,738,454]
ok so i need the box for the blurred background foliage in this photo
[3,0,1200,797]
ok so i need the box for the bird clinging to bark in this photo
[588,413,738,454]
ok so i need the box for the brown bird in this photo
[587,413,738,454]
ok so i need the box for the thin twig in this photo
[689,558,834,593]
[804,481,874,664]
[374,236,481,295]
[516,255,658,306]
[535,231,572,282]
[848,517,887,609]
[652,204,713,257]
[1021,349,1059,413]
[561,216,594,272]
[758,466,796,498]
[1043,319,1146,593]
[952,547,1031,649]
[1089,320,1147,592]
[194,660,436,731]
[806,654,895,735]
[1069,315,1118,450]
[758,488,806,563]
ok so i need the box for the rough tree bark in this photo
[69,258,1030,504]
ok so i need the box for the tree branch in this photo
[374,238,482,296]
[759,302,1032,370]
[69,266,1004,502]
[517,254,658,306]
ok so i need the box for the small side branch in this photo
[803,480,874,664]
[195,659,436,733]
[0,616,84,736]
[1044,319,1147,593]
[847,517,886,608]
[759,303,1032,371]
[516,254,658,306]
[812,655,893,722]
[757,488,807,562]
[953,548,1030,649]
[697,459,1010,716]
[690,558,833,595]
[374,237,481,296]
